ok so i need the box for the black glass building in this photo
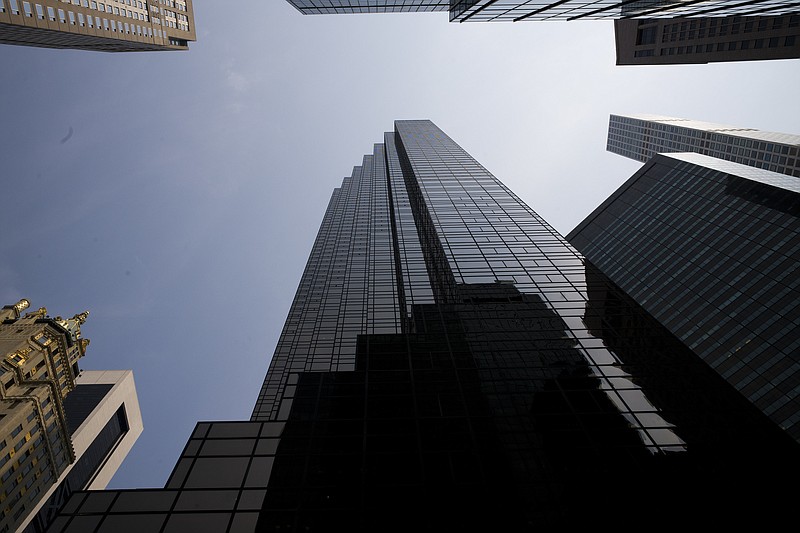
[568,151,800,444]
[285,0,798,21]
[49,121,800,532]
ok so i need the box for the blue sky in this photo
[1,2,798,489]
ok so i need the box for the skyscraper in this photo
[607,113,800,176]
[0,0,195,52]
[284,1,800,63]
[1,301,142,533]
[48,120,800,532]
[567,151,800,444]
[284,0,798,21]
[1,300,90,533]
[614,14,800,65]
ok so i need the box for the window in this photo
[58,8,65,22]
[22,1,30,16]
[9,0,19,15]
[35,3,42,18]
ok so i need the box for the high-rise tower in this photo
[0,0,195,52]
[614,15,800,65]
[1,300,88,533]
[567,150,800,444]
[607,113,800,176]
[0,301,142,533]
[50,121,800,532]
[284,0,798,20]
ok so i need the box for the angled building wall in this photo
[568,152,800,443]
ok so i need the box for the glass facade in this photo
[568,151,800,443]
[50,121,800,532]
[284,0,800,21]
[284,1,448,14]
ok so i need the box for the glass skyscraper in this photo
[568,151,800,444]
[285,1,799,21]
[49,121,800,532]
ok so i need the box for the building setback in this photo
[607,113,800,177]
[0,0,195,52]
[567,151,800,444]
[615,14,800,65]
[47,120,800,532]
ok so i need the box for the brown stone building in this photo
[0,0,195,52]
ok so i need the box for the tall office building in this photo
[1,300,88,533]
[49,121,799,532]
[615,14,800,65]
[0,0,195,52]
[1,301,142,533]
[285,0,798,21]
[285,1,800,63]
[607,114,800,176]
[567,152,800,444]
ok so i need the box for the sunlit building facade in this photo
[1,300,88,533]
[0,0,195,52]
[48,120,800,532]
[21,370,142,533]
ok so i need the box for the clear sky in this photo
[0,2,798,490]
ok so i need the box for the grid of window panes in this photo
[252,146,403,421]
[284,0,448,14]
[0,0,193,51]
[45,421,277,533]
[384,132,435,322]
[620,14,800,64]
[450,0,800,21]
[392,119,690,450]
[1,320,84,533]
[568,153,800,441]
[283,0,799,20]
[608,114,800,177]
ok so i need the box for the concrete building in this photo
[21,370,142,533]
[607,113,800,177]
[48,121,800,532]
[0,0,195,52]
[1,301,141,533]
[615,14,800,65]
